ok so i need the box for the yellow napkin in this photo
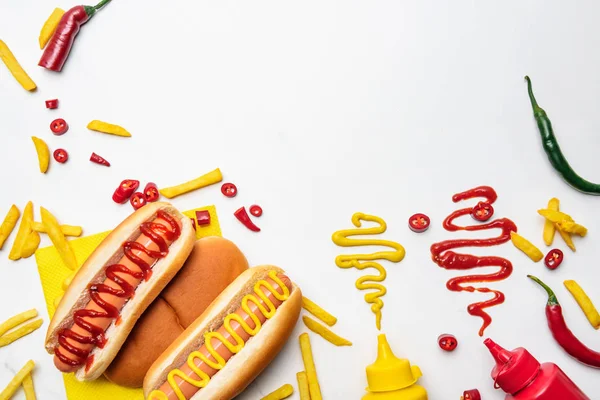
[35,205,221,400]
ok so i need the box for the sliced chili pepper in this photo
[437,333,458,352]
[195,210,211,226]
[90,152,110,167]
[130,192,147,210]
[112,179,139,204]
[45,99,59,109]
[544,249,564,270]
[221,183,237,198]
[471,201,494,222]
[461,389,481,400]
[50,118,68,135]
[143,182,160,202]
[409,213,430,233]
[190,217,196,231]
[234,207,260,232]
[249,205,263,217]
[53,148,68,163]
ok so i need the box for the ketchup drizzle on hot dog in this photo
[54,210,181,368]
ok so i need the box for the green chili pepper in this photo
[525,76,600,195]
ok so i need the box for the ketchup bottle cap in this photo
[484,338,540,395]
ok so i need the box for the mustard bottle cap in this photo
[365,334,423,393]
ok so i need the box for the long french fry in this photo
[0,41,36,91]
[557,225,576,252]
[8,202,33,261]
[0,319,43,348]
[299,333,322,400]
[0,360,35,400]
[296,371,310,400]
[41,207,77,270]
[31,222,82,237]
[31,137,49,173]
[303,316,352,346]
[159,168,223,199]
[564,280,600,329]
[22,373,36,400]
[21,231,40,258]
[260,384,294,400]
[510,232,543,262]
[543,198,559,246]
[39,8,65,49]
[87,120,131,137]
[0,205,20,250]
[302,296,337,326]
[0,309,37,337]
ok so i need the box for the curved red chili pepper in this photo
[39,0,112,72]
[528,275,600,368]
[90,152,110,167]
[234,207,260,232]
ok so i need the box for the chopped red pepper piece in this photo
[234,207,260,232]
[112,179,140,204]
[544,249,564,270]
[249,205,263,217]
[437,333,458,352]
[53,148,68,163]
[50,118,68,135]
[195,210,211,226]
[143,182,160,202]
[45,99,59,109]
[461,389,481,400]
[190,217,196,231]
[408,213,430,233]
[130,192,147,210]
[90,152,110,167]
[221,183,238,198]
[472,201,494,222]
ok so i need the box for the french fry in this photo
[302,296,337,326]
[564,280,600,329]
[31,137,50,173]
[39,8,65,49]
[538,209,574,222]
[296,371,310,400]
[560,221,587,237]
[87,120,132,137]
[0,205,20,250]
[20,231,40,258]
[538,209,587,237]
[160,168,223,199]
[510,232,543,262]
[8,202,33,261]
[0,309,43,348]
[22,373,35,400]
[0,40,36,91]
[0,360,35,400]
[299,333,322,400]
[31,222,82,237]
[41,207,77,271]
[260,384,294,400]
[0,309,37,337]
[557,225,576,252]
[543,198,559,246]
[303,316,352,346]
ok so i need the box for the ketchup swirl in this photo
[430,186,516,336]
[55,210,181,367]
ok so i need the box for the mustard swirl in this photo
[332,213,405,330]
[148,270,290,400]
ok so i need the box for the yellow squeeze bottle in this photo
[362,334,428,400]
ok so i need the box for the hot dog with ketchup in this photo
[45,202,196,381]
[143,265,302,400]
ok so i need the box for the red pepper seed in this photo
[53,148,68,163]
[221,183,238,198]
[249,205,263,217]
[50,118,68,135]
[437,333,458,352]
[45,99,59,109]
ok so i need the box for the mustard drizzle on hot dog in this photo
[148,270,290,400]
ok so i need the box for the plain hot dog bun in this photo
[105,237,249,387]
[143,265,302,400]
[45,202,196,381]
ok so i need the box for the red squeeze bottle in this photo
[484,338,589,400]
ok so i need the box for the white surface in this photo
[1,1,600,399]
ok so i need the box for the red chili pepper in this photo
[53,149,68,163]
[130,192,147,210]
[50,118,69,135]
[528,275,600,368]
[437,333,458,352]
[461,389,481,400]
[409,213,430,233]
[143,182,160,202]
[38,0,112,72]
[472,201,494,221]
[221,183,238,198]
[45,99,59,109]
[112,179,140,204]
[90,152,110,167]
[249,205,263,217]
[544,249,564,270]
[195,210,211,226]
[234,207,260,232]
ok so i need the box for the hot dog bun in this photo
[143,265,302,400]
[105,237,249,387]
[45,202,196,381]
